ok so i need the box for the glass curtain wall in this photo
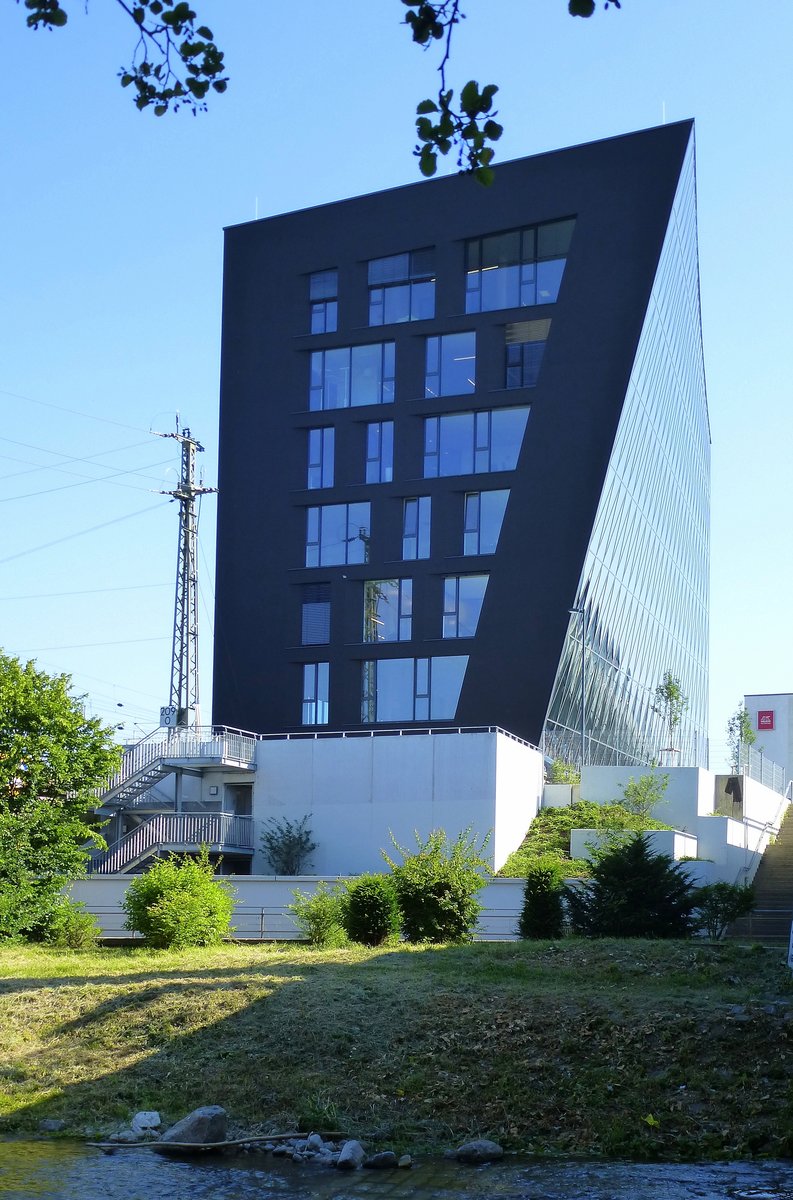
[543,133,710,768]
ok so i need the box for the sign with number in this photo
[159,705,179,728]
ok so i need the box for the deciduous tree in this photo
[0,651,120,938]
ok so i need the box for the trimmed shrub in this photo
[260,815,317,875]
[289,882,348,947]
[122,847,236,948]
[384,828,490,944]
[41,897,101,949]
[695,882,755,940]
[564,833,697,939]
[344,874,401,946]
[517,857,565,939]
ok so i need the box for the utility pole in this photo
[157,422,217,730]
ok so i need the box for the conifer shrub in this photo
[384,828,490,944]
[517,857,565,939]
[122,847,236,948]
[289,882,348,947]
[344,874,401,946]
[564,833,697,938]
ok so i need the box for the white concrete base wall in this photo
[579,766,715,829]
[253,731,543,875]
[569,828,698,863]
[70,874,528,942]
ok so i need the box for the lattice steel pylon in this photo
[158,425,217,729]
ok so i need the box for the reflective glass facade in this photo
[543,135,709,766]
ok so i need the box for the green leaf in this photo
[120,73,134,88]
[416,98,439,115]
[154,104,168,116]
[133,5,145,25]
[483,120,503,141]
[460,80,480,116]
[416,117,434,142]
[418,147,437,177]
[568,0,596,14]
[480,83,499,110]
[474,165,495,187]
[196,25,213,37]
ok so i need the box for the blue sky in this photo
[0,0,791,767]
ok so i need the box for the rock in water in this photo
[364,1151,398,1169]
[456,1139,504,1164]
[131,1112,161,1136]
[336,1140,366,1169]
[157,1106,227,1152]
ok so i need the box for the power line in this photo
[0,582,169,601]
[0,456,175,503]
[0,387,156,435]
[27,636,170,651]
[0,436,158,481]
[0,501,166,566]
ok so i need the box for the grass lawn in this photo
[1,939,791,1159]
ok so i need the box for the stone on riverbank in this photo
[158,1105,227,1151]
[336,1139,366,1169]
[364,1151,398,1169]
[455,1138,504,1164]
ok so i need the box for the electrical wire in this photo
[0,501,166,566]
[0,386,157,435]
[0,583,169,601]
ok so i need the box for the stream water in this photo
[2,1142,793,1200]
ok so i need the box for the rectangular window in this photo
[402,496,431,560]
[425,331,476,398]
[309,269,338,334]
[463,489,509,555]
[505,319,551,389]
[442,575,488,638]
[423,408,529,477]
[365,420,394,484]
[310,342,395,410]
[361,655,468,723]
[302,662,329,725]
[307,426,334,489]
[368,248,435,325]
[465,218,575,313]
[363,578,412,642]
[301,583,331,645]
[305,502,370,567]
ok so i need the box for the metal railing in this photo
[102,726,258,796]
[738,744,787,795]
[90,812,255,874]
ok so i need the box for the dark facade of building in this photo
[213,121,709,766]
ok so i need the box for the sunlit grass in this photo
[0,939,790,1158]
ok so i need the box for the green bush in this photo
[41,897,101,949]
[499,799,672,878]
[695,881,755,940]
[289,882,348,947]
[564,834,697,939]
[517,857,565,939]
[122,847,236,948]
[384,828,490,944]
[260,815,317,875]
[344,874,401,946]
[548,759,581,784]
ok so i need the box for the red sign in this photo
[757,710,775,731]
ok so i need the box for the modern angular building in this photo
[213,120,710,768]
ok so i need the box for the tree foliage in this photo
[18,0,623,177]
[652,671,688,756]
[383,827,490,943]
[565,834,698,938]
[289,882,348,947]
[20,0,227,115]
[695,882,755,941]
[344,873,402,946]
[0,651,121,940]
[726,704,756,773]
[619,772,668,822]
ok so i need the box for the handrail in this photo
[734,795,791,884]
[91,812,255,874]
[103,727,258,795]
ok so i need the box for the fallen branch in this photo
[86,1131,348,1151]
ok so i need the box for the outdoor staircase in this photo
[98,727,258,809]
[89,812,255,874]
[729,804,793,943]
